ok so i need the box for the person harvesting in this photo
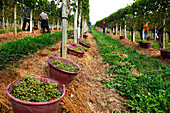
[39,10,51,34]
[102,21,107,34]
[144,21,152,39]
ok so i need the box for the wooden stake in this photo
[61,0,68,58]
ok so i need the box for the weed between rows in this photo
[93,28,169,113]
[0,30,73,70]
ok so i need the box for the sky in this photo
[89,0,135,25]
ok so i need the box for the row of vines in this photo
[95,0,169,49]
[0,0,90,57]
[93,28,169,113]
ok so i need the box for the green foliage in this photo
[50,60,79,72]
[0,30,6,34]
[162,48,170,52]
[0,28,22,34]
[17,28,22,32]
[12,75,61,102]
[2,0,90,29]
[0,30,73,70]
[114,111,129,113]
[93,28,170,112]
[108,63,133,75]
[81,0,90,21]
[9,28,22,32]
[95,0,169,32]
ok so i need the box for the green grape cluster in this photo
[71,47,84,53]
[81,40,91,46]
[50,60,80,72]
[12,75,61,102]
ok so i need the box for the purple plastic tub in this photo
[160,48,170,59]
[6,76,65,113]
[33,25,38,30]
[67,45,85,58]
[71,43,77,46]
[107,31,110,33]
[142,42,153,48]
[83,35,88,39]
[47,56,81,84]
[120,36,125,39]
[139,41,143,47]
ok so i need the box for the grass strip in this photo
[0,30,73,70]
[93,28,169,112]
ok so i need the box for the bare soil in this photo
[0,29,64,44]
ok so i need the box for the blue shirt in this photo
[23,7,29,19]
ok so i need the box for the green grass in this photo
[0,30,6,34]
[0,28,22,34]
[0,30,73,70]
[93,28,169,113]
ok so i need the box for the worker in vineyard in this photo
[88,21,92,33]
[22,7,30,31]
[39,10,51,34]
[102,21,107,34]
[144,21,152,39]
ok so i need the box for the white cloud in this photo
[89,0,134,25]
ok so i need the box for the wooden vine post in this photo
[81,16,84,38]
[124,18,126,38]
[154,25,157,41]
[78,1,82,39]
[116,23,117,35]
[14,4,17,36]
[131,16,135,42]
[57,18,60,30]
[112,23,114,33]
[30,10,33,33]
[74,0,78,44]
[21,18,23,29]
[52,18,54,30]
[142,28,144,40]
[163,17,165,49]
[61,0,68,58]
[2,6,5,30]
[119,23,121,36]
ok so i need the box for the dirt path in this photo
[97,28,170,65]
[0,29,71,44]
[0,33,126,113]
